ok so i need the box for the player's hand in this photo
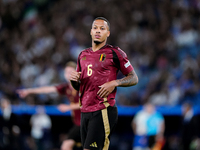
[97,80,118,98]
[57,104,71,112]
[16,89,30,98]
[69,70,81,82]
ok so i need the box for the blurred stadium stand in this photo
[1,0,200,149]
[0,105,199,116]
[0,0,200,107]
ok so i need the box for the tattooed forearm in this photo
[116,70,138,87]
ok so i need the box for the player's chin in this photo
[94,40,102,44]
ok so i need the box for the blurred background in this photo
[0,0,200,150]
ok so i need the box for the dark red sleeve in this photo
[55,83,68,95]
[113,47,134,75]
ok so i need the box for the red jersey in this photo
[77,44,134,112]
[55,83,81,126]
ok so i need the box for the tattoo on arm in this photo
[116,71,138,87]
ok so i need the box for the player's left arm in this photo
[97,70,138,98]
[98,47,138,98]
[116,69,138,87]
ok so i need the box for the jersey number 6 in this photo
[87,64,92,76]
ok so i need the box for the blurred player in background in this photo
[132,103,165,150]
[180,102,200,150]
[70,17,138,150]
[30,106,52,150]
[17,61,81,150]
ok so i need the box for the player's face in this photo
[145,104,155,114]
[64,66,75,81]
[90,19,110,44]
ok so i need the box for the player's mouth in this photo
[95,35,101,38]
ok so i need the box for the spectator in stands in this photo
[131,103,165,150]
[0,97,21,150]
[1,0,200,149]
[0,0,200,107]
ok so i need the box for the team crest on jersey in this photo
[99,53,106,61]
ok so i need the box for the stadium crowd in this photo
[0,0,200,107]
[0,0,200,149]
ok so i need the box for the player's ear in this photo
[107,31,110,37]
[90,29,92,36]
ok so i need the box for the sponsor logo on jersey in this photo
[82,56,86,60]
[99,53,106,61]
[124,61,130,68]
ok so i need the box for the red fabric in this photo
[56,83,81,126]
[76,45,133,112]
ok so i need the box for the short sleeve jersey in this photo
[55,83,81,126]
[146,112,164,136]
[76,44,133,112]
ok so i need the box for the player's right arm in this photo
[16,86,57,98]
[70,53,82,91]
[57,103,80,112]
[69,70,81,91]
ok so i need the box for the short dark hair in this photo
[93,17,110,30]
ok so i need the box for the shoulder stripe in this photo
[112,47,127,58]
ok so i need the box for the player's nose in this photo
[96,28,101,33]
